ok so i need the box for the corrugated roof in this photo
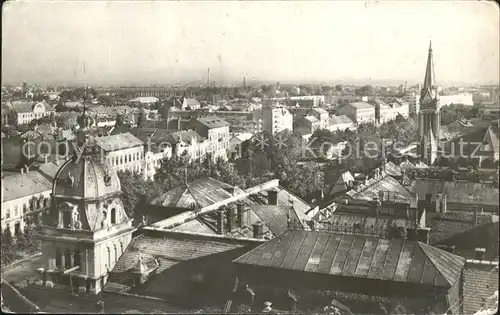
[411,179,499,206]
[197,116,230,129]
[249,204,303,235]
[94,132,144,152]
[2,171,52,201]
[233,230,466,288]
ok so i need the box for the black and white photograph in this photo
[1,1,499,314]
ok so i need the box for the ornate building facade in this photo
[35,108,136,294]
[418,41,441,165]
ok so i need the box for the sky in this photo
[2,0,499,86]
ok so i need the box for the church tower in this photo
[418,41,440,165]
[36,107,136,295]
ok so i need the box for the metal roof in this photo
[2,171,52,201]
[233,230,465,288]
[197,116,230,129]
[150,177,239,209]
[94,132,144,152]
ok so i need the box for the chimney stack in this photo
[20,168,25,175]
[267,189,278,206]
[416,227,430,244]
[252,221,264,239]
[475,248,486,260]
[227,205,237,232]
[237,203,248,227]
[217,210,224,235]
[44,154,48,164]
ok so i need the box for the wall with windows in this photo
[1,191,51,236]
[105,145,145,174]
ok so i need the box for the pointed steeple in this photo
[423,41,435,90]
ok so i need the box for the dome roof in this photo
[52,154,121,200]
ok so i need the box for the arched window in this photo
[63,210,71,228]
[111,208,117,224]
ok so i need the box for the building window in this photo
[56,248,62,268]
[107,247,111,268]
[43,198,48,208]
[14,205,18,217]
[23,204,28,214]
[114,245,118,265]
[6,208,10,219]
[65,249,71,269]
[14,223,21,236]
[111,208,117,224]
[74,250,81,269]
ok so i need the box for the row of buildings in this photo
[5,107,497,314]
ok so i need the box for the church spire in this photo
[423,40,435,92]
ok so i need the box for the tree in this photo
[115,114,125,127]
[137,109,146,128]
[355,85,374,96]
[1,227,16,266]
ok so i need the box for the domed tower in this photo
[36,107,135,295]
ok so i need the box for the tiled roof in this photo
[183,98,200,107]
[233,230,465,288]
[94,132,144,152]
[346,174,415,205]
[462,261,499,315]
[10,101,33,113]
[197,116,230,129]
[427,211,495,245]
[383,161,402,177]
[107,230,260,299]
[2,171,52,201]
[150,177,239,209]
[165,130,204,144]
[438,221,499,260]
[304,115,319,123]
[317,213,417,237]
[37,160,65,181]
[329,115,353,126]
[128,97,159,103]
[411,179,499,206]
[349,102,374,110]
[310,107,328,115]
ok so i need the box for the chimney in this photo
[267,189,278,206]
[435,194,442,213]
[237,203,248,227]
[44,154,48,164]
[416,227,430,244]
[475,248,486,260]
[217,210,224,235]
[25,165,29,173]
[227,206,237,232]
[20,168,25,175]
[252,221,264,239]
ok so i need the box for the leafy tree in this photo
[137,109,146,128]
[115,114,125,127]
[1,227,16,266]
[355,85,374,96]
